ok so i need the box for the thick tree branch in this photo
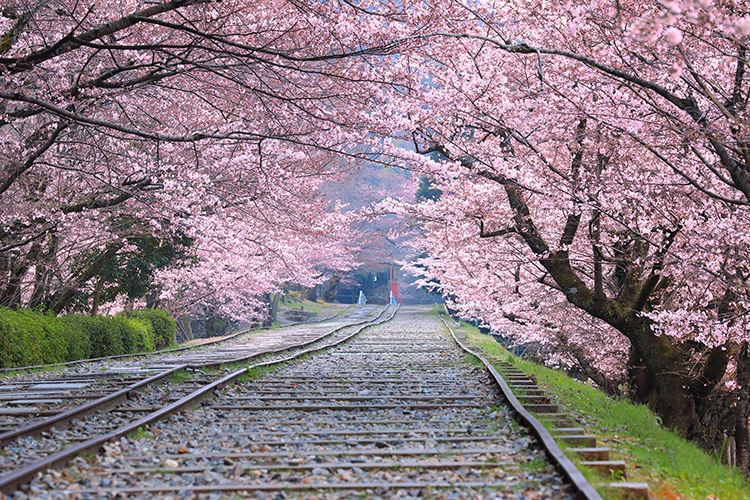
[60,176,156,214]
[479,219,517,238]
[0,0,210,71]
[0,91,275,142]
[590,210,604,298]
[0,120,68,197]
[632,226,681,311]
[559,213,581,248]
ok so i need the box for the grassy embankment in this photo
[280,295,352,314]
[460,322,749,500]
[279,298,328,315]
[273,296,350,326]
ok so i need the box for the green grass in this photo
[279,298,329,314]
[462,325,750,500]
[429,303,443,317]
[462,353,485,368]
[130,426,155,440]
[239,364,279,382]
[168,369,192,384]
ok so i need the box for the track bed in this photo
[10,306,575,499]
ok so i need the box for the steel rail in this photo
[191,308,385,368]
[0,306,370,444]
[0,365,186,446]
[0,306,352,373]
[0,305,397,494]
[439,314,603,500]
[59,305,570,499]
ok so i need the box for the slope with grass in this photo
[463,325,749,500]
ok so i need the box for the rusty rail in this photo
[0,305,396,494]
[440,314,603,500]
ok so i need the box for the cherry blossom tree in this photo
[0,0,438,319]
[366,0,750,466]
[4,0,750,468]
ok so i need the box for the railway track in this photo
[0,305,392,494]
[5,306,582,499]
[0,305,352,377]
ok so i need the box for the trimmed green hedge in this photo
[0,307,176,368]
[0,309,68,368]
[130,308,176,349]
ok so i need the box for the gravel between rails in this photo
[0,305,373,387]
[0,307,386,487]
[8,306,575,499]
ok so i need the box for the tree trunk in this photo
[0,254,10,295]
[50,243,121,314]
[270,292,281,322]
[145,288,160,309]
[177,314,193,341]
[29,259,50,309]
[28,233,58,309]
[322,277,340,302]
[1,242,41,307]
[539,252,700,434]
[627,321,696,433]
[262,293,274,327]
[91,275,105,316]
[735,342,750,475]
